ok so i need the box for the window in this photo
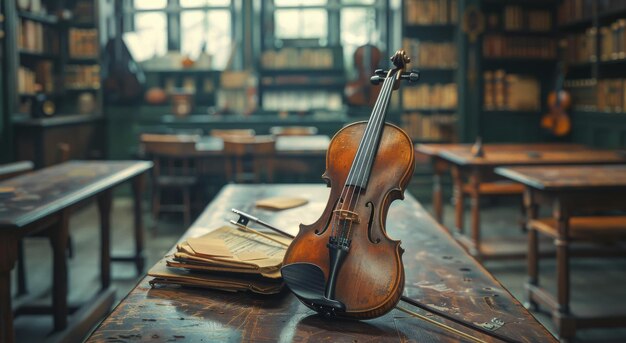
[124,0,233,69]
[266,0,389,72]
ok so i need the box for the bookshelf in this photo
[2,0,111,167]
[257,46,345,115]
[401,0,459,143]
[558,0,626,148]
[472,0,558,143]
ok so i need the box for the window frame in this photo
[123,0,237,60]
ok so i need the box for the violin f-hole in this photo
[365,202,380,244]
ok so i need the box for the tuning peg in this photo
[375,69,387,76]
[401,70,420,83]
[370,75,384,85]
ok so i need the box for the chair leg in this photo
[183,187,191,227]
[67,236,74,258]
[152,185,161,222]
[16,240,27,296]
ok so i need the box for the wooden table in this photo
[496,165,626,341]
[435,147,626,260]
[0,161,152,343]
[415,143,585,224]
[88,184,556,342]
[194,135,330,155]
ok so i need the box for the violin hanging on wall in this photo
[281,50,420,319]
[344,44,383,107]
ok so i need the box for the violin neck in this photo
[345,74,397,189]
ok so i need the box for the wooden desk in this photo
[496,165,626,341]
[88,184,555,342]
[0,161,152,343]
[435,148,626,260]
[194,135,330,156]
[415,143,585,224]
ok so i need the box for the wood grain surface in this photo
[439,149,626,167]
[496,165,626,190]
[0,161,153,230]
[88,184,556,343]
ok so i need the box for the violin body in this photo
[541,89,571,136]
[283,121,415,319]
[345,44,383,107]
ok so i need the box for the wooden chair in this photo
[210,129,255,139]
[223,136,276,183]
[269,126,318,136]
[141,134,201,226]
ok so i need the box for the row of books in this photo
[262,91,342,112]
[73,1,96,24]
[484,70,540,111]
[69,29,98,59]
[18,19,59,54]
[483,35,556,60]
[557,0,593,26]
[566,78,626,113]
[401,83,457,110]
[502,6,552,32]
[64,65,100,89]
[600,19,626,61]
[404,0,458,25]
[403,39,457,69]
[17,63,54,94]
[563,29,597,64]
[261,48,335,70]
[401,112,456,142]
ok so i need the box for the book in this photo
[149,225,292,294]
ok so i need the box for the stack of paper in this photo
[149,225,292,294]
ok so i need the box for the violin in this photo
[281,50,420,319]
[344,44,383,107]
[541,54,571,137]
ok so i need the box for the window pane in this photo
[128,12,167,62]
[181,0,230,7]
[341,8,378,73]
[134,0,166,10]
[181,10,231,69]
[275,9,327,39]
[274,0,327,7]
[341,0,376,4]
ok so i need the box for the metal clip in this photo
[476,317,505,331]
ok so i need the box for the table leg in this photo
[132,174,146,274]
[50,210,70,331]
[0,235,17,343]
[525,190,539,310]
[451,166,465,234]
[555,205,570,315]
[432,159,447,224]
[98,189,112,290]
[469,169,481,257]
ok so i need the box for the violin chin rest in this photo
[281,262,346,316]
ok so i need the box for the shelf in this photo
[599,59,626,66]
[143,68,220,74]
[12,114,104,127]
[483,110,540,115]
[17,11,58,25]
[558,17,593,31]
[68,57,99,64]
[487,30,554,37]
[259,68,344,75]
[598,6,626,25]
[70,21,97,29]
[403,108,456,114]
[260,83,344,91]
[483,57,557,63]
[19,50,59,60]
[65,87,100,92]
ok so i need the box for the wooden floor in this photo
[10,194,626,342]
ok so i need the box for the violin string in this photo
[333,75,392,242]
[332,73,395,243]
[342,73,397,242]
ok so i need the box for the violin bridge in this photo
[333,209,360,224]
